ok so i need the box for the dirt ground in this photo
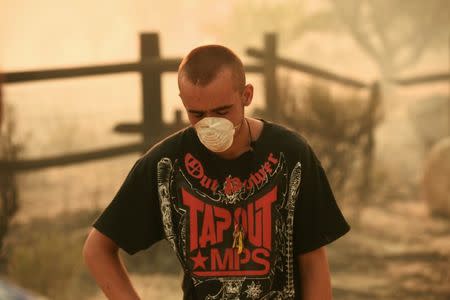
[330,200,450,300]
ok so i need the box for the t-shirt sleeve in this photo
[92,154,164,255]
[293,143,350,255]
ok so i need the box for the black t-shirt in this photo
[93,119,350,299]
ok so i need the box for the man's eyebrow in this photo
[187,104,233,114]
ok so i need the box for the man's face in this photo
[178,68,253,129]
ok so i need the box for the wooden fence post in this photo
[263,33,279,122]
[140,33,163,151]
[0,75,19,262]
[0,72,3,130]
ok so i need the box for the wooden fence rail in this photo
[3,60,262,84]
[247,48,370,89]
[392,72,450,86]
[0,143,143,172]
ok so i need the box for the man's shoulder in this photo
[264,120,310,151]
[264,120,321,169]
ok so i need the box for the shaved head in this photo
[178,45,246,93]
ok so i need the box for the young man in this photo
[83,45,350,300]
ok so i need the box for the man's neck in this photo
[214,118,252,160]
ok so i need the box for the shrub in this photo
[256,77,381,218]
[4,210,100,300]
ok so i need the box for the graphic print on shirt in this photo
[156,152,302,299]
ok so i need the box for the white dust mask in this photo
[194,117,240,153]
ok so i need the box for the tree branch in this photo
[332,0,384,65]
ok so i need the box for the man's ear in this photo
[242,84,254,106]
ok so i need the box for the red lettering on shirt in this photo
[181,186,278,277]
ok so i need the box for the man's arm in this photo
[83,228,141,300]
[297,246,332,300]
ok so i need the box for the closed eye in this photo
[216,110,229,116]
[191,112,204,118]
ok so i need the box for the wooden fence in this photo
[0,32,447,210]
[0,32,377,172]
[1,34,264,172]
[0,32,448,184]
